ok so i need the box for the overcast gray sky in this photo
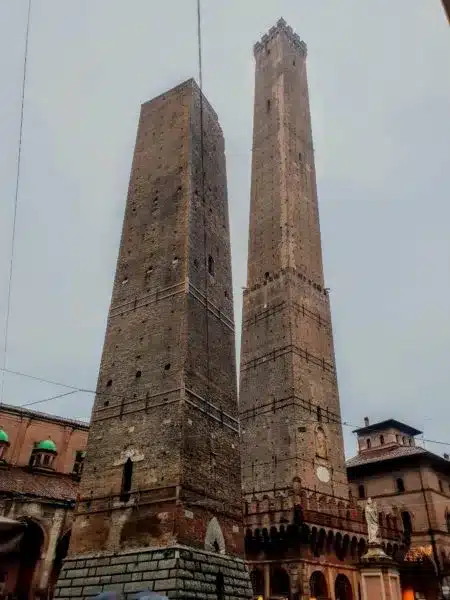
[0,0,449,458]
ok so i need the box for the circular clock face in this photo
[316,465,330,483]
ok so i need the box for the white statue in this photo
[365,497,381,544]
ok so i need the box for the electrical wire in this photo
[1,0,32,404]
[1,364,449,453]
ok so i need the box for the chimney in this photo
[444,453,449,461]
[364,417,370,427]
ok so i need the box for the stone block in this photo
[111,554,138,565]
[153,579,175,592]
[82,586,103,597]
[96,565,124,576]
[66,568,89,579]
[152,569,169,580]
[158,558,177,570]
[124,580,153,593]
[175,568,193,579]
[138,551,165,562]
[136,561,159,573]
[64,587,83,597]
[102,583,125,592]
[87,558,111,568]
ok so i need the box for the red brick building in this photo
[347,418,450,599]
[0,403,88,600]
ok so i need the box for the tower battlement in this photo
[253,17,307,57]
[244,487,402,544]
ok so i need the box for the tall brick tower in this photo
[56,79,251,600]
[239,20,348,500]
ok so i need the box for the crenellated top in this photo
[244,484,402,542]
[253,18,307,58]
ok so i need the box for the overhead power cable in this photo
[1,364,450,452]
[1,0,32,403]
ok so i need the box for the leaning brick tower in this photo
[55,79,251,600]
[239,19,349,500]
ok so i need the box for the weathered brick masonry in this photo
[55,79,251,599]
[239,19,348,501]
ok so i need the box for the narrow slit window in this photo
[120,458,133,502]
[208,255,215,277]
[396,477,405,493]
[267,99,271,112]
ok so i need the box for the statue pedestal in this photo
[359,544,402,600]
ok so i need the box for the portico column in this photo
[264,563,270,599]
[38,509,65,593]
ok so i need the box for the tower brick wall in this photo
[239,19,348,500]
[68,79,244,559]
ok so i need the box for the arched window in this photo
[402,436,407,445]
[358,484,365,499]
[216,572,225,600]
[401,511,412,538]
[366,438,371,449]
[120,458,133,502]
[396,434,401,444]
[379,434,385,445]
[396,478,405,493]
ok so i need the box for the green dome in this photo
[35,439,57,452]
[0,429,8,443]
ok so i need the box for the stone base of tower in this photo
[54,545,253,600]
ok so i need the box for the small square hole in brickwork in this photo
[136,370,142,378]
[104,400,109,407]
[165,363,171,371]
[194,259,199,268]
[106,379,112,387]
